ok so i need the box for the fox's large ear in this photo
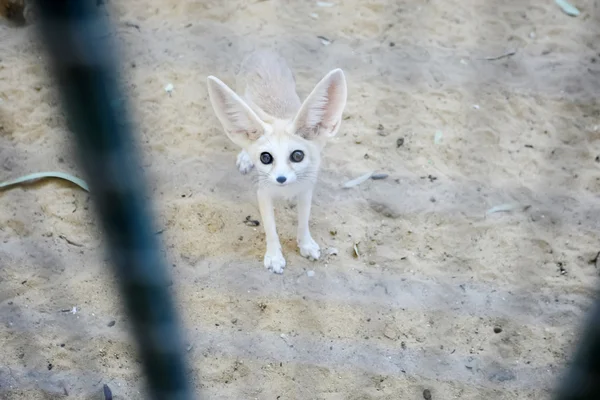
[207,76,269,147]
[291,68,347,140]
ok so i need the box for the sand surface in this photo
[1,0,600,398]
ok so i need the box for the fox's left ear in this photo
[291,68,347,140]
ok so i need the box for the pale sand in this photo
[1,0,600,398]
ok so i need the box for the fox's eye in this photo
[260,152,273,165]
[290,150,304,163]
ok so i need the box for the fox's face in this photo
[207,68,346,190]
[247,125,320,187]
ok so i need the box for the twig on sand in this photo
[482,50,517,61]
[124,21,140,31]
[59,234,84,247]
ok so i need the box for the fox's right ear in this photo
[206,76,269,147]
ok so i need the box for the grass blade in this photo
[0,171,89,192]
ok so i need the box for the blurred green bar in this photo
[31,1,196,399]
[554,294,600,400]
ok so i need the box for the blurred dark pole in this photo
[31,1,195,399]
[554,292,600,400]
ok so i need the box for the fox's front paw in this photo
[236,150,254,175]
[264,248,286,274]
[299,237,320,261]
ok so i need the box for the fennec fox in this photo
[207,49,347,274]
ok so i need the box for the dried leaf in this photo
[353,242,360,258]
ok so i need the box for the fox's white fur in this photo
[207,49,347,274]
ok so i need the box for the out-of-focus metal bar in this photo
[554,292,600,400]
[31,1,195,399]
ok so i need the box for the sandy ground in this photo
[1,0,600,398]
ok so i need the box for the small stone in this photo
[2,156,16,171]
[107,320,116,327]
[396,137,404,147]
[591,251,600,269]
[389,42,395,47]
[47,363,53,370]
[368,200,401,219]
[488,368,516,382]
[371,173,389,180]
[231,318,238,324]
[377,124,389,136]
[307,270,315,277]
[325,247,339,256]
[244,216,260,227]
[493,326,502,334]
[318,35,331,46]
[423,389,432,400]
[383,324,398,340]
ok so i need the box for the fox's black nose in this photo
[276,176,287,184]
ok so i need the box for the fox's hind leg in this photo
[236,150,254,174]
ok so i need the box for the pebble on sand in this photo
[371,173,389,180]
[368,199,401,219]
